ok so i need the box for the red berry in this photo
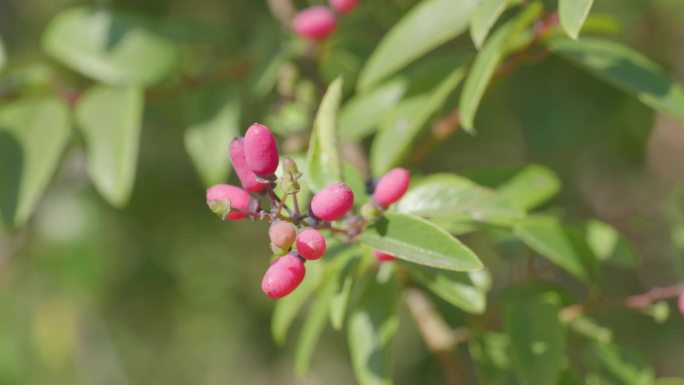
[330,0,358,14]
[296,229,327,260]
[206,184,257,220]
[269,220,297,250]
[374,167,410,207]
[261,253,306,299]
[244,123,279,176]
[679,293,684,316]
[310,182,354,221]
[229,137,269,192]
[373,250,397,262]
[293,6,337,41]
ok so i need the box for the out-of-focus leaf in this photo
[513,216,592,280]
[656,379,684,385]
[42,7,178,85]
[568,316,612,343]
[396,174,525,226]
[360,212,483,272]
[75,85,143,207]
[329,252,359,330]
[559,0,594,40]
[294,280,334,376]
[470,0,518,48]
[357,0,478,90]
[343,163,368,207]
[469,332,511,385]
[339,78,407,141]
[0,97,70,227]
[497,164,561,210]
[0,37,6,71]
[590,343,654,385]
[347,270,399,385]
[586,220,638,268]
[184,85,240,187]
[548,37,684,125]
[504,290,565,385]
[306,77,343,192]
[370,66,466,175]
[409,268,486,313]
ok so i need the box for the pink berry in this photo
[229,137,269,193]
[310,182,354,221]
[679,293,684,316]
[296,229,327,260]
[374,167,410,207]
[206,184,258,220]
[261,253,306,299]
[373,250,397,262]
[292,6,337,41]
[244,123,279,176]
[269,220,297,250]
[330,0,358,14]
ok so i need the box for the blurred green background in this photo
[1,0,684,384]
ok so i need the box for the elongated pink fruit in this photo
[229,137,269,192]
[244,123,279,176]
[206,184,257,220]
[374,167,410,207]
[679,293,684,316]
[262,253,306,299]
[373,250,397,262]
[293,6,337,41]
[296,229,326,260]
[310,182,354,221]
[330,0,359,14]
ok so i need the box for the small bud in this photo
[310,182,354,221]
[269,220,297,250]
[360,201,381,221]
[330,0,359,14]
[229,137,269,192]
[262,253,306,299]
[373,168,410,207]
[296,229,327,260]
[292,6,337,41]
[373,250,397,262]
[206,184,258,220]
[244,123,279,177]
[279,156,301,194]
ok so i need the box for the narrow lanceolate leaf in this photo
[348,272,399,385]
[559,0,594,40]
[370,66,466,175]
[306,77,343,192]
[548,38,684,125]
[360,212,483,272]
[294,281,335,376]
[339,78,407,141]
[184,85,240,187]
[513,216,591,280]
[75,85,144,207]
[470,0,515,48]
[0,98,70,227]
[396,174,525,226]
[409,268,486,314]
[357,0,478,90]
[497,164,561,210]
[505,291,565,385]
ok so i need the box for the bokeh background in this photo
[1,0,684,384]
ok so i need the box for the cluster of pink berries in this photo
[206,123,410,299]
[292,0,359,41]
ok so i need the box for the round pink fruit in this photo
[374,167,410,207]
[373,250,397,262]
[296,229,327,260]
[229,137,269,192]
[206,184,257,220]
[293,6,337,41]
[261,253,306,299]
[330,0,359,14]
[310,182,354,221]
[244,123,279,176]
[269,220,297,250]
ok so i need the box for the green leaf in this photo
[470,0,517,48]
[409,268,486,314]
[294,281,334,376]
[42,7,178,85]
[396,174,525,226]
[75,85,144,207]
[370,66,466,175]
[305,77,343,192]
[357,0,478,90]
[559,0,594,40]
[347,271,399,385]
[339,78,407,141]
[0,36,6,71]
[514,216,592,280]
[329,253,359,330]
[590,343,654,385]
[585,220,638,268]
[469,332,511,385]
[547,37,684,125]
[504,290,565,385]
[0,97,70,227]
[184,85,240,187]
[360,212,483,272]
[497,164,561,210]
